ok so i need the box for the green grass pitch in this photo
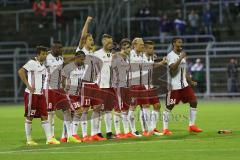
[0,100,240,160]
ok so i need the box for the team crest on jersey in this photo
[48,103,53,109]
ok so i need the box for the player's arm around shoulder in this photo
[154,56,168,67]
[61,63,72,88]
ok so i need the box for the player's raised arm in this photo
[78,16,93,49]
[18,67,35,93]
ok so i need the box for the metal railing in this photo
[0,41,29,55]
[146,35,215,56]
[183,0,238,24]
[144,35,216,43]
[0,0,29,7]
[0,40,239,102]
[0,6,91,32]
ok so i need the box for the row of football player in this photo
[18,16,202,146]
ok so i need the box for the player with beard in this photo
[44,41,65,140]
[60,51,87,143]
[162,37,202,135]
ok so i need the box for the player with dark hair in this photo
[143,40,167,135]
[75,16,106,141]
[43,40,65,139]
[162,37,202,135]
[18,46,60,145]
[60,51,87,143]
[94,33,118,139]
[111,38,136,138]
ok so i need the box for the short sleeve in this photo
[76,46,81,52]
[111,55,118,69]
[23,60,35,71]
[62,64,72,78]
[167,53,176,66]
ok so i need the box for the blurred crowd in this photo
[135,2,240,40]
[32,0,62,28]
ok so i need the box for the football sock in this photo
[104,111,112,133]
[189,107,197,126]
[63,110,72,138]
[128,110,136,132]
[25,119,32,142]
[142,107,151,131]
[72,113,80,136]
[81,112,88,137]
[121,111,129,134]
[114,113,121,135]
[163,109,170,130]
[91,111,100,136]
[47,111,55,137]
[151,110,159,130]
[41,120,51,141]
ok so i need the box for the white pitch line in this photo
[0,136,239,154]
[2,149,240,155]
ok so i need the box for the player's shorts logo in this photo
[170,99,176,105]
[48,103,53,109]
[30,109,36,116]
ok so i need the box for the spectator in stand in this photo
[159,13,173,43]
[231,2,240,21]
[191,59,205,93]
[49,0,62,18]
[49,0,63,28]
[227,58,238,93]
[174,10,186,35]
[136,5,151,36]
[202,4,214,34]
[33,0,47,17]
[188,9,199,35]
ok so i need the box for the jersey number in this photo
[84,99,91,106]
[169,99,176,105]
[73,102,80,109]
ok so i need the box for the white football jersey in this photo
[167,50,188,90]
[76,46,81,53]
[82,47,101,83]
[94,48,113,88]
[142,55,155,89]
[129,49,148,86]
[23,58,46,95]
[111,54,131,88]
[62,62,86,95]
[44,52,64,89]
